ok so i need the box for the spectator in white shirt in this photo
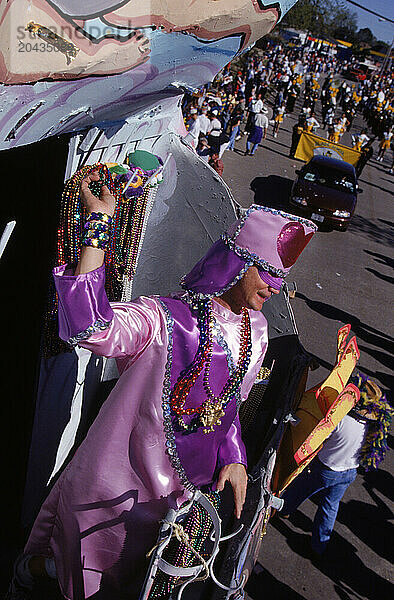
[207,111,222,153]
[280,372,392,556]
[184,109,200,147]
[198,108,210,136]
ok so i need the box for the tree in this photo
[281,0,321,33]
[331,26,356,43]
[356,28,375,44]
[372,40,389,54]
[329,3,358,39]
[282,0,357,40]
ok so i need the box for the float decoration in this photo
[272,324,361,496]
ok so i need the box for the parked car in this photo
[289,155,360,231]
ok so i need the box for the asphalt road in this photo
[221,79,393,600]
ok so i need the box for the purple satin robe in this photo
[25,264,268,599]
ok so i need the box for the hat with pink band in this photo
[181,205,317,298]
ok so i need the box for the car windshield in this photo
[302,166,356,193]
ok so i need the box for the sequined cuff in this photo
[67,319,112,347]
[53,263,114,345]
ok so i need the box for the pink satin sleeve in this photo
[80,297,163,364]
[217,413,247,468]
[53,263,162,361]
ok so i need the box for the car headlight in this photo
[292,196,307,206]
[333,210,351,218]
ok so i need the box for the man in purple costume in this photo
[9,171,316,600]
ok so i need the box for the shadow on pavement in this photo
[296,292,394,392]
[364,467,393,501]
[378,218,393,228]
[285,509,312,533]
[295,292,394,352]
[365,268,394,285]
[299,346,393,394]
[333,583,356,600]
[258,143,293,161]
[348,215,393,247]
[270,513,393,600]
[250,175,293,211]
[294,292,394,392]
[357,344,394,372]
[357,175,394,195]
[245,564,306,600]
[270,515,312,558]
[363,249,394,269]
[265,137,290,150]
[337,496,393,563]
[313,531,393,600]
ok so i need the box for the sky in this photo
[343,0,393,42]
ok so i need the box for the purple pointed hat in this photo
[181,205,317,297]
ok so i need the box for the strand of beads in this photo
[124,184,151,279]
[148,491,220,599]
[43,160,160,357]
[169,299,252,435]
[44,163,127,357]
[200,307,252,433]
[58,164,94,266]
[169,298,212,424]
[43,164,97,357]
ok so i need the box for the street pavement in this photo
[221,80,393,600]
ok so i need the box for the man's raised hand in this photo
[80,169,116,217]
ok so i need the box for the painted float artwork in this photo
[0,0,297,149]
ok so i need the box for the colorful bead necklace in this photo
[148,491,220,599]
[170,299,252,434]
[43,161,158,356]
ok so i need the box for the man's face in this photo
[229,266,279,313]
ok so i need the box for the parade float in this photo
[0,2,363,598]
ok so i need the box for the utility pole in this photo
[379,35,393,78]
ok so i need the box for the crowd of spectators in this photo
[182,41,394,176]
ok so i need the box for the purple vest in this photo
[160,297,240,488]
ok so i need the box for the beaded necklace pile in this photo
[148,491,220,598]
[44,158,161,356]
[170,299,252,434]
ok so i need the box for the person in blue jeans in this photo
[227,113,242,150]
[280,372,392,556]
[281,449,358,555]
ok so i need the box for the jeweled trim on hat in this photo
[157,298,196,492]
[221,234,287,277]
[229,205,318,242]
[180,261,253,300]
[67,318,112,347]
